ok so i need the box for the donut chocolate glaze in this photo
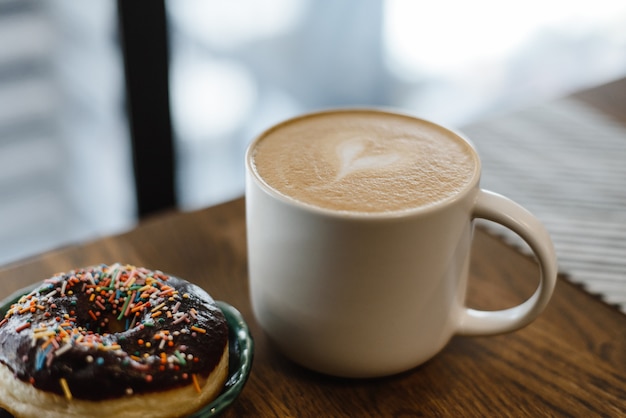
[0,264,228,401]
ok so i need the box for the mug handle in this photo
[457,190,558,336]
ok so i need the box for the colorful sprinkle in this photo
[192,374,201,393]
[59,377,72,400]
[190,325,206,334]
[15,322,31,333]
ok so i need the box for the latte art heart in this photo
[251,110,478,213]
[336,138,401,180]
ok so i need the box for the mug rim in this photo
[245,107,482,220]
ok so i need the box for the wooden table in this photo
[2,79,626,417]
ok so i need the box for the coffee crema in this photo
[250,110,479,213]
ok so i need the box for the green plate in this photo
[0,284,254,417]
[190,300,254,417]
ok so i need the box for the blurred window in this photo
[0,0,133,265]
[0,0,624,265]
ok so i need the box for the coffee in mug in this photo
[250,111,477,213]
[246,109,557,378]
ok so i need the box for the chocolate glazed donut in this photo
[0,264,228,416]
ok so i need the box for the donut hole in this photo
[101,313,127,334]
[81,311,127,335]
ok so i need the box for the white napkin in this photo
[463,98,626,313]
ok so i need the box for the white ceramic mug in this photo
[245,109,557,378]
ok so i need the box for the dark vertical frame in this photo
[117,0,176,217]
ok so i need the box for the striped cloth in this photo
[462,98,626,313]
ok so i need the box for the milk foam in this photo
[251,110,478,213]
[336,138,401,180]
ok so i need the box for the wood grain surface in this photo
[574,77,626,125]
[1,196,625,417]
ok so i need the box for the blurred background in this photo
[1,0,625,265]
